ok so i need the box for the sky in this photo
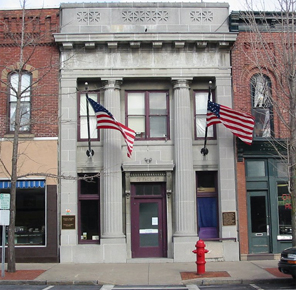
[0,0,279,12]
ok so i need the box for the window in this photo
[126,91,169,140]
[0,181,45,246]
[196,171,218,239]
[246,160,266,177]
[194,91,214,139]
[78,92,99,140]
[78,174,100,243]
[9,72,31,132]
[251,74,272,138]
[277,183,292,237]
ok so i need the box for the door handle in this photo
[267,225,270,236]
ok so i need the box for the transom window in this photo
[9,72,31,132]
[194,91,214,139]
[78,92,99,140]
[251,74,272,138]
[126,91,169,140]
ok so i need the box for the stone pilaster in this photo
[173,79,197,237]
[101,79,125,239]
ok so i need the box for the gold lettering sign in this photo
[62,215,75,230]
[222,212,236,226]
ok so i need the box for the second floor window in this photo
[251,74,272,138]
[194,91,214,139]
[78,92,99,140]
[9,72,31,132]
[126,91,169,140]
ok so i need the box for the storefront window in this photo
[78,174,100,243]
[196,171,218,239]
[277,183,292,238]
[0,181,45,246]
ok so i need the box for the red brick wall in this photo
[0,9,59,138]
[232,31,292,255]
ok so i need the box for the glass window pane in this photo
[139,202,159,247]
[80,200,99,240]
[195,92,209,114]
[252,74,271,108]
[197,197,218,239]
[128,93,145,115]
[149,93,167,114]
[253,109,271,138]
[246,160,266,177]
[150,116,166,138]
[15,189,45,245]
[277,162,288,178]
[21,74,31,98]
[20,103,30,131]
[80,176,99,195]
[196,117,213,138]
[10,103,30,131]
[197,171,216,192]
[278,183,292,235]
[250,196,267,233]
[80,116,97,139]
[128,116,145,137]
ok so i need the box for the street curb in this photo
[0,278,294,286]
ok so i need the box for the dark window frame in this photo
[196,171,219,239]
[194,90,216,140]
[126,90,170,140]
[77,91,100,141]
[78,173,100,244]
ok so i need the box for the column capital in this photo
[172,78,192,90]
[102,78,122,90]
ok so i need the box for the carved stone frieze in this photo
[75,9,214,25]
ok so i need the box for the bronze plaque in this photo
[62,215,75,230]
[222,212,236,226]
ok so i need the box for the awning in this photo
[0,180,45,189]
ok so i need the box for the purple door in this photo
[131,183,167,258]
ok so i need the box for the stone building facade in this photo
[55,2,239,263]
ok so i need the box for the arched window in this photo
[9,71,31,132]
[251,74,272,138]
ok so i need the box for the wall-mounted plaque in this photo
[62,215,75,230]
[222,212,236,226]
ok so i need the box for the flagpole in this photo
[85,82,94,157]
[200,81,212,156]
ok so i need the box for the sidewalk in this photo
[0,259,294,286]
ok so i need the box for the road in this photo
[0,283,295,290]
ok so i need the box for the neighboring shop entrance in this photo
[247,191,271,253]
[131,183,167,258]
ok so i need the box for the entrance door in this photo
[248,191,271,253]
[131,183,167,258]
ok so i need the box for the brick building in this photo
[0,8,59,262]
[230,11,292,260]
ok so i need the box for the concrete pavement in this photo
[0,259,295,286]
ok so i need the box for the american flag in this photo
[87,97,136,157]
[207,100,255,145]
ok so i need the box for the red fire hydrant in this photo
[192,239,209,274]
